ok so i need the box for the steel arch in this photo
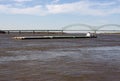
[98,24,120,30]
[62,24,95,31]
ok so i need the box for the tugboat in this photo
[86,32,97,38]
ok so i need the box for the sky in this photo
[0,0,120,30]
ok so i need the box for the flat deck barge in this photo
[13,35,97,40]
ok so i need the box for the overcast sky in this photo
[0,0,120,30]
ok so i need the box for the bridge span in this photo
[2,24,120,34]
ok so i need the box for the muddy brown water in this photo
[0,34,120,81]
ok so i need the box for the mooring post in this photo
[47,30,49,34]
[33,30,35,34]
[7,31,10,34]
[94,30,97,37]
[19,30,21,34]
[94,30,96,34]
[61,30,63,35]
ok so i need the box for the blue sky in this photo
[0,0,120,30]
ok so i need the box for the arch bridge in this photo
[62,24,120,33]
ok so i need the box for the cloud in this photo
[46,0,120,16]
[0,5,9,13]
[10,6,44,15]
[52,0,60,4]
[0,0,32,2]
[0,4,47,16]
[0,0,120,16]
[13,0,32,3]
